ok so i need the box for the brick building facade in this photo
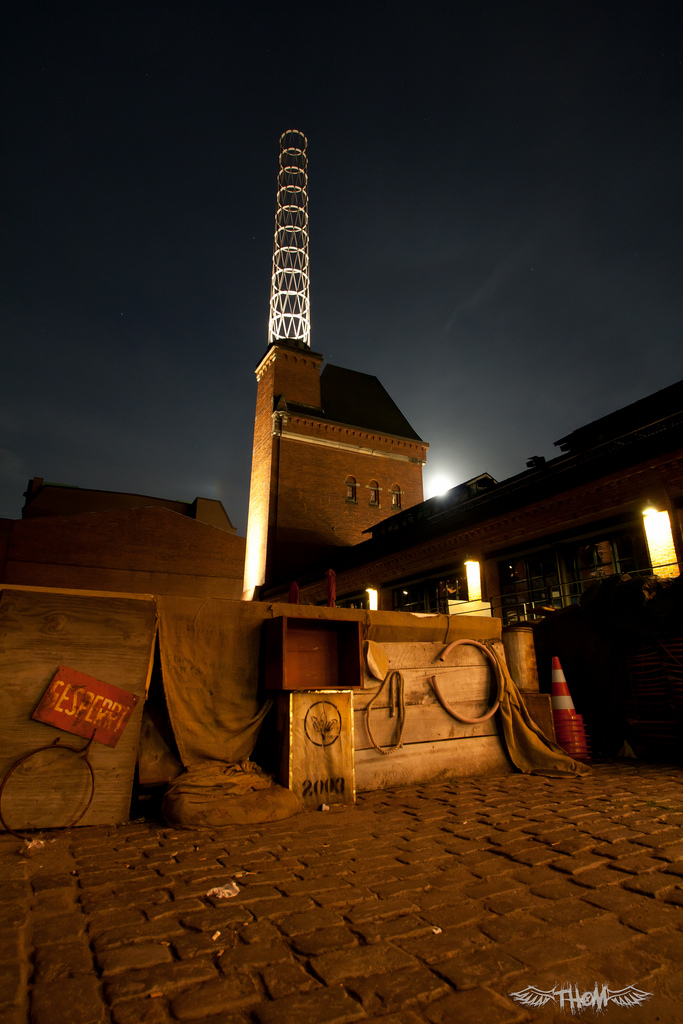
[0,481,245,598]
[242,339,428,597]
[261,379,683,619]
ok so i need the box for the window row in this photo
[345,477,401,509]
[497,527,652,623]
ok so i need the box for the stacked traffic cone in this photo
[551,657,591,762]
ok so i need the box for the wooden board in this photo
[355,665,498,749]
[355,735,511,791]
[356,704,497,750]
[360,639,506,678]
[354,639,509,790]
[0,587,156,829]
[277,691,356,808]
[356,666,494,708]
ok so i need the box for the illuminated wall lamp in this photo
[464,560,482,602]
[643,508,680,579]
[366,588,379,611]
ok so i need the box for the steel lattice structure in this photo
[268,130,310,347]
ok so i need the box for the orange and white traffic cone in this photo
[551,656,591,762]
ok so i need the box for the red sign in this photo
[32,666,140,748]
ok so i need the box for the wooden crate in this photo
[264,615,362,691]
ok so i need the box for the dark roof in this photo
[21,479,236,532]
[364,473,498,536]
[318,364,424,442]
[364,382,683,546]
[262,377,683,597]
[554,379,683,455]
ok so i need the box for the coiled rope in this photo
[364,670,406,755]
[429,638,503,724]
[364,638,504,755]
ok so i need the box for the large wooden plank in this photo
[0,588,156,829]
[353,637,509,788]
[354,704,497,750]
[366,611,502,645]
[355,734,510,791]
[363,640,504,673]
[355,666,494,710]
[355,658,500,749]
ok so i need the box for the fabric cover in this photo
[157,597,273,767]
[492,646,590,777]
[365,640,389,681]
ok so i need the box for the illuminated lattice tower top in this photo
[268,130,310,347]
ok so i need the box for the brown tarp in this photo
[156,597,305,825]
[157,597,274,767]
[492,647,590,777]
[161,759,301,827]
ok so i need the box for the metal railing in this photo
[491,561,681,623]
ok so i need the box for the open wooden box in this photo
[264,616,363,691]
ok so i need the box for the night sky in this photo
[3,1,682,533]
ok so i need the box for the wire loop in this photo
[0,734,96,840]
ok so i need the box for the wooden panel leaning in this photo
[0,587,156,830]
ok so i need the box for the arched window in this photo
[345,476,357,503]
[390,485,401,509]
[368,480,380,506]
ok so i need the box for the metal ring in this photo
[0,734,96,841]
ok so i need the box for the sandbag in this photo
[162,759,303,827]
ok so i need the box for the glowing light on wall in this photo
[269,129,310,346]
[366,588,378,610]
[242,535,265,601]
[464,560,482,602]
[643,508,680,578]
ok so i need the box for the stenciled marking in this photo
[301,777,346,798]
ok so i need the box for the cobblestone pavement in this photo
[2,761,683,1024]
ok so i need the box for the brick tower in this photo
[243,132,428,599]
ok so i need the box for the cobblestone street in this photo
[2,761,682,1024]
